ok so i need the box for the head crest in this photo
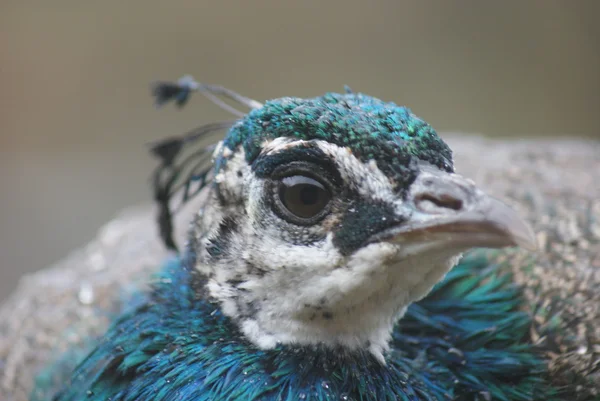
[149,76,262,250]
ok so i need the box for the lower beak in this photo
[370,168,536,251]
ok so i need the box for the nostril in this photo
[415,193,463,213]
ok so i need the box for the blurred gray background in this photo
[1,0,599,301]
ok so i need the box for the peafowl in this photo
[9,76,600,400]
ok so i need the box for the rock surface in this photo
[1,135,599,401]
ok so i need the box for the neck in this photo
[92,251,549,401]
[147,257,436,400]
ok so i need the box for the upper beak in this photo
[370,167,537,251]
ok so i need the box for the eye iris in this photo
[279,176,331,220]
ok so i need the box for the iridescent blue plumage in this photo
[41,251,554,401]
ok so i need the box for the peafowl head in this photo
[151,77,536,362]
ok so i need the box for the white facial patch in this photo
[192,137,465,362]
[260,136,297,154]
[314,141,398,204]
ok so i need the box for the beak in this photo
[370,167,537,251]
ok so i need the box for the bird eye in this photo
[276,175,332,223]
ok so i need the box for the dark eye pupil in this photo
[299,185,319,205]
[278,176,331,220]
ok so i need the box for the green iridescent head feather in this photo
[220,93,453,191]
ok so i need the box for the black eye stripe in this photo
[252,142,342,186]
[333,200,406,256]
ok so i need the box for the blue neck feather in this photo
[43,251,555,401]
